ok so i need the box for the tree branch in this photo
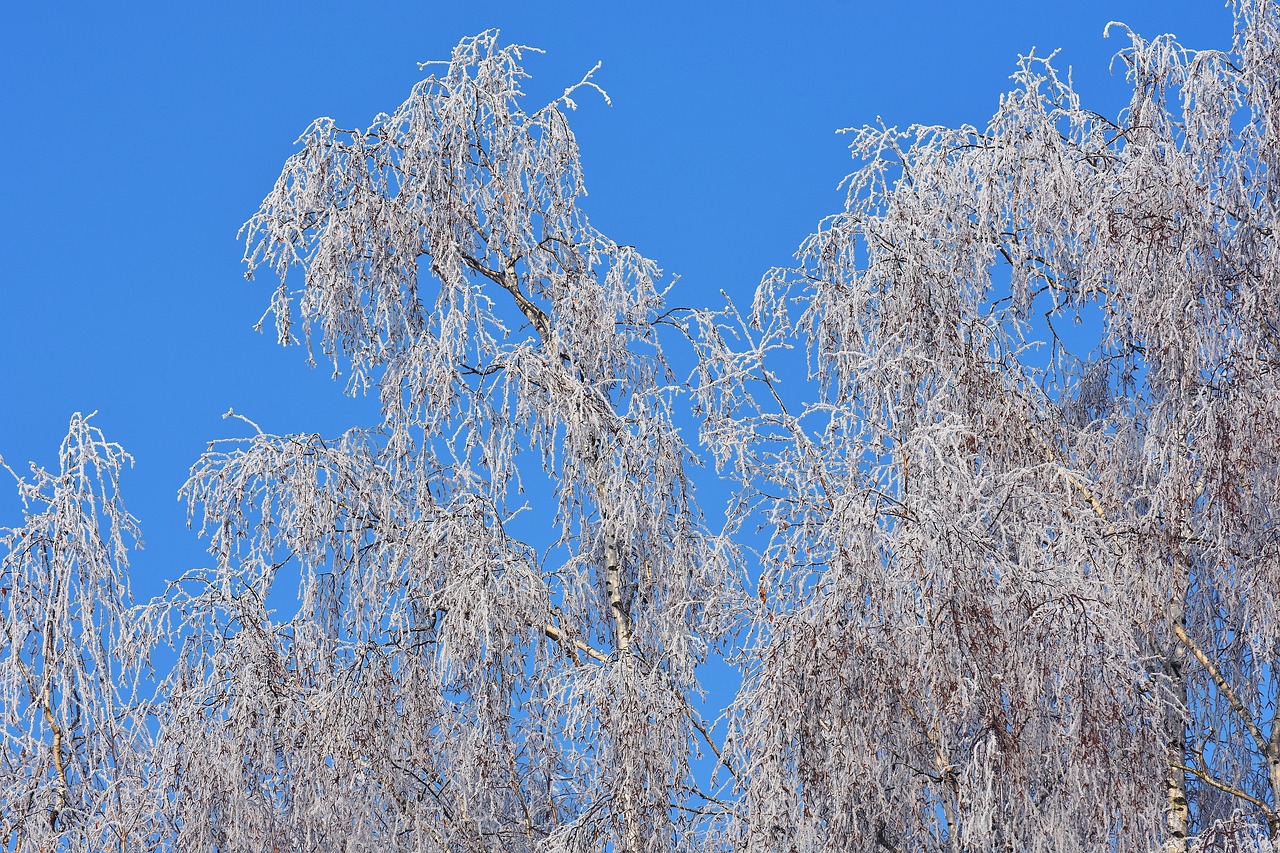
[459,252,552,344]
[14,654,69,831]
[1019,410,1114,529]
[1172,623,1270,759]
[1170,762,1273,816]
[542,623,609,665]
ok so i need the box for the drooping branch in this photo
[1016,408,1114,531]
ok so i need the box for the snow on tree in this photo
[2,3,1280,850]
[695,1,1280,848]
[1,415,155,850]
[146,31,742,852]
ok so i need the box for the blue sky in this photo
[1,0,1230,601]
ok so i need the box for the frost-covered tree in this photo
[5,4,1280,851]
[696,0,1280,849]
[1,415,155,851]
[141,31,743,853]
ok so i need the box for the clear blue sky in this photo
[1,0,1229,600]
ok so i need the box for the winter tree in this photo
[145,31,743,852]
[1,416,155,850]
[2,2,1279,850]
[695,0,1280,848]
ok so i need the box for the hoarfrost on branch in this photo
[4,6,1280,850]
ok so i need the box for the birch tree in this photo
[0,414,155,851]
[142,31,743,852]
[695,0,1280,849]
[6,5,1280,851]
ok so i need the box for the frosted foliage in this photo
[1,415,154,851]
[7,8,1280,851]
[693,1,1280,849]
[146,30,743,852]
